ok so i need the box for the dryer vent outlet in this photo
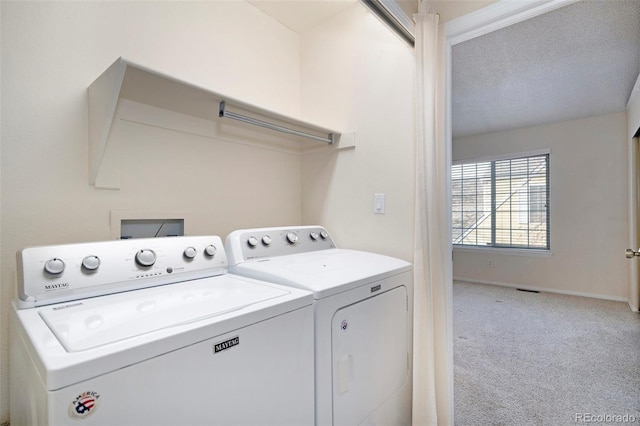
[121,219,184,239]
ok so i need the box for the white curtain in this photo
[413,2,454,425]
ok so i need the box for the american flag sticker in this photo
[69,391,100,418]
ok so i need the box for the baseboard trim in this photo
[453,277,630,304]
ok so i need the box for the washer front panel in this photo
[12,273,313,390]
[12,297,315,425]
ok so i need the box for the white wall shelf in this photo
[88,57,346,189]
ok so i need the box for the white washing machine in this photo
[10,235,314,426]
[225,226,413,426]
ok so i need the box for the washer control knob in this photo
[81,255,101,271]
[204,244,217,257]
[247,236,259,248]
[286,232,299,244]
[262,235,272,246]
[135,249,156,267]
[183,247,197,259]
[320,231,329,240]
[309,232,319,241]
[44,258,65,275]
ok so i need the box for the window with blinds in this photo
[452,153,549,250]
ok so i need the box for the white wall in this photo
[0,1,304,421]
[453,112,629,301]
[299,3,416,261]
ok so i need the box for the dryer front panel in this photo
[331,286,408,425]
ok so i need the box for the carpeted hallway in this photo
[453,281,640,425]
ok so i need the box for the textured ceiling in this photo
[452,0,640,139]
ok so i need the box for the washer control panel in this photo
[225,226,336,264]
[16,236,228,308]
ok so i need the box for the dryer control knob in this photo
[183,247,197,259]
[286,232,299,244]
[262,235,272,246]
[81,255,101,271]
[309,232,319,241]
[44,258,65,275]
[204,245,217,257]
[247,236,259,248]
[135,249,156,267]
[320,231,329,240]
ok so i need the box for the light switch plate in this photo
[374,193,385,214]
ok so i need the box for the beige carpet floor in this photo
[453,281,640,425]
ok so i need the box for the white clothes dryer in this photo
[225,226,413,426]
[10,235,314,426]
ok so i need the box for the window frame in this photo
[452,149,551,252]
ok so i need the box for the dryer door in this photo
[331,286,408,425]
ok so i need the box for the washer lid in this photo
[38,276,289,352]
[230,249,412,299]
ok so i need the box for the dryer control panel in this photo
[225,226,336,264]
[16,236,228,308]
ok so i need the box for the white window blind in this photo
[452,154,549,250]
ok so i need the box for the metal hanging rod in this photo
[219,101,334,144]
